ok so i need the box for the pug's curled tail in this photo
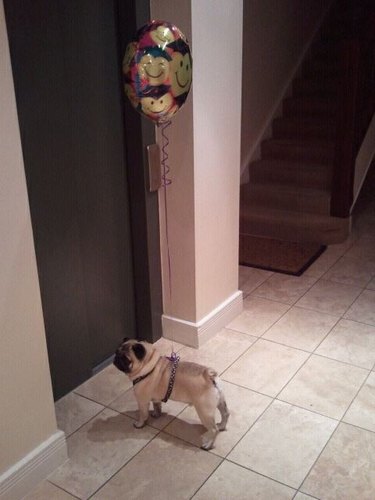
[204,367,218,383]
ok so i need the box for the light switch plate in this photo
[147,143,161,192]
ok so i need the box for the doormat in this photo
[239,234,326,276]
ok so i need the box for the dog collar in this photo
[132,367,156,386]
[162,353,180,403]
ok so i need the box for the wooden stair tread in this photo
[248,159,333,174]
[261,138,335,163]
[241,182,331,215]
[239,204,351,244]
[272,116,336,140]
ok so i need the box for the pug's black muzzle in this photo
[113,352,131,373]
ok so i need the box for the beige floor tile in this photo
[315,319,375,369]
[239,264,256,282]
[343,372,375,432]
[222,339,309,397]
[252,274,317,305]
[226,296,289,337]
[228,400,337,489]
[163,380,272,457]
[344,235,375,264]
[192,460,295,499]
[49,408,157,499]
[239,266,273,296]
[109,386,187,430]
[263,306,339,352]
[177,328,257,374]
[24,481,76,499]
[294,493,317,500]
[91,433,221,500]
[303,245,347,278]
[295,279,362,316]
[74,364,132,406]
[344,289,375,326]
[353,213,375,236]
[55,392,104,437]
[367,276,375,290]
[323,255,375,287]
[301,423,375,500]
[279,355,369,419]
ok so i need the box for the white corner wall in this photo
[352,113,375,210]
[192,0,243,319]
[0,2,66,497]
[241,0,330,176]
[151,0,243,347]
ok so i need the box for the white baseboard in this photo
[0,431,67,500]
[162,290,243,348]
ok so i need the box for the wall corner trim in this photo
[162,290,243,348]
[0,430,67,500]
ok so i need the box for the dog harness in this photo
[162,353,180,402]
[132,353,180,403]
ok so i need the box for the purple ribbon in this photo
[166,352,180,363]
[159,120,172,300]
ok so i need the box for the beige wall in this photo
[241,0,329,174]
[0,0,58,474]
[192,0,243,319]
[151,0,242,325]
[151,0,196,321]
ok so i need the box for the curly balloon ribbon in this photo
[160,120,172,301]
[160,120,172,187]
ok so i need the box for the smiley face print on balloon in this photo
[123,20,192,124]
[137,47,171,86]
[168,39,192,103]
[140,91,177,122]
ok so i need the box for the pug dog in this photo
[113,338,229,450]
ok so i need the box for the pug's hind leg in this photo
[151,401,162,418]
[195,405,218,450]
[217,394,229,431]
[134,400,150,429]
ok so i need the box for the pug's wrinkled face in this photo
[113,338,147,374]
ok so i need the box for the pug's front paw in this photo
[151,402,162,418]
[133,420,146,429]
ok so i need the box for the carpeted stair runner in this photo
[239,0,365,249]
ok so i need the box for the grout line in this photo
[311,351,373,371]
[86,428,162,499]
[224,457,298,492]
[340,369,375,426]
[46,481,81,499]
[295,420,341,494]
[220,397,275,458]
[57,403,107,440]
[275,397,340,422]
[188,458,225,499]
[293,490,319,500]
[219,338,261,378]
[338,420,375,436]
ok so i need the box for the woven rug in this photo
[239,234,326,276]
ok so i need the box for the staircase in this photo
[240,0,375,244]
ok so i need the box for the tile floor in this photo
[26,168,375,500]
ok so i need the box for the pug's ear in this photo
[132,343,146,360]
[122,337,130,343]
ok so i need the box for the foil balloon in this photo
[123,20,192,125]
